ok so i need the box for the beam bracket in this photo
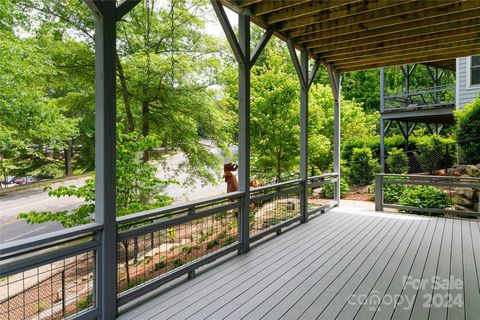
[250,27,274,66]
[211,0,246,65]
[116,0,142,21]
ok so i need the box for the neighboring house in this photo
[456,56,480,109]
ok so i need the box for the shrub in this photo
[349,147,380,186]
[206,239,219,250]
[166,227,176,243]
[320,177,349,199]
[76,294,93,311]
[223,236,236,246]
[455,95,480,164]
[154,261,166,270]
[414,135,455,174]
[399,185,453,215]
[172,259,184,268]
[386,148,409,174]
[181,245,199,254]
[383,179,407,203]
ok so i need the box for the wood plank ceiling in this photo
[220,0,480,71]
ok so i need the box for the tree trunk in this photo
[122,241,131,286]
[64,141,73,177]
[116,54,135,132]
[142,101,150,162]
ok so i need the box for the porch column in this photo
[238,12,251,253]
[92,1,117,319]
[299,51,308,222]
[327,65,341,205]
[286,43,320,222]
[380,67,385,173]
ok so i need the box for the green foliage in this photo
[154,261,166,270]
[215,229,227,240]
[341,70,380,113]
[455,95,480,164]
[181,245,199,254]
[171,259,184,268]
[19,128,173,227]
[206,239,219,250]
[349,147,380,186]
[154,256,166,270]
[414,134,455,174]
[166,228,177,243]
[399,186,453,214]
[380,177,408,203]
[386,148,409,174]
[320,178,349,199]
[223,236,236,246]
[76,294,93,311]
[199,227,214,242]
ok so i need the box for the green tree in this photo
[455,95,480,164]
[249,42,300,182]
[386,148,409,174]
[349,147,380,186]
[19,128,174,284]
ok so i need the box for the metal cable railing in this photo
[383,84,455,111]
[0,224,102,320]
[1,174,340,319]
[375,174,480,218]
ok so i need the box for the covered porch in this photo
[118,206,480,320]
[2,1,480,320]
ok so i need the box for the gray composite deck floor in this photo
[118,207,480,320]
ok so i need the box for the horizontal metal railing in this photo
[383,84,455,112]
[307,173,339,215]
[249,179,303,242]
[116,191,244,305]
[1,174,340,319]
[375,174,480,217]
[0,224,102,320]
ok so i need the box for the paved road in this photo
[0,143,230,244]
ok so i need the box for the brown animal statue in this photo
[224,171,239,193]
[223,162,263,193]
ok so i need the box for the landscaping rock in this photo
[453,194,474,207]
[457,188,474,199]
[465,165,480,177]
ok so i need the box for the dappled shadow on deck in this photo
[118,206,480,320]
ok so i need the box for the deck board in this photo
[117,207,480,320]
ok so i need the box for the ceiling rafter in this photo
[221,0,480,72]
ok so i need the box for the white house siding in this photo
[456,56,480,109]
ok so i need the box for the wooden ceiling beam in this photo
[264,0,357,24]
[304,12,480,50]
[318,28,480,60]
[335,47,480,71]
[238,0,264,7]
[325,39,480,65]
[296,1,474,43]
[251,0,312,16]
[280,0,435,33]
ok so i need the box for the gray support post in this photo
[299,51,308,222]
[238,12,251,253]
[380,67,385,173]
[375,174,384,211]
[93,2,117,319]
[327,65,341,205]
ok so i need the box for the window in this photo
[470,56,480,85]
